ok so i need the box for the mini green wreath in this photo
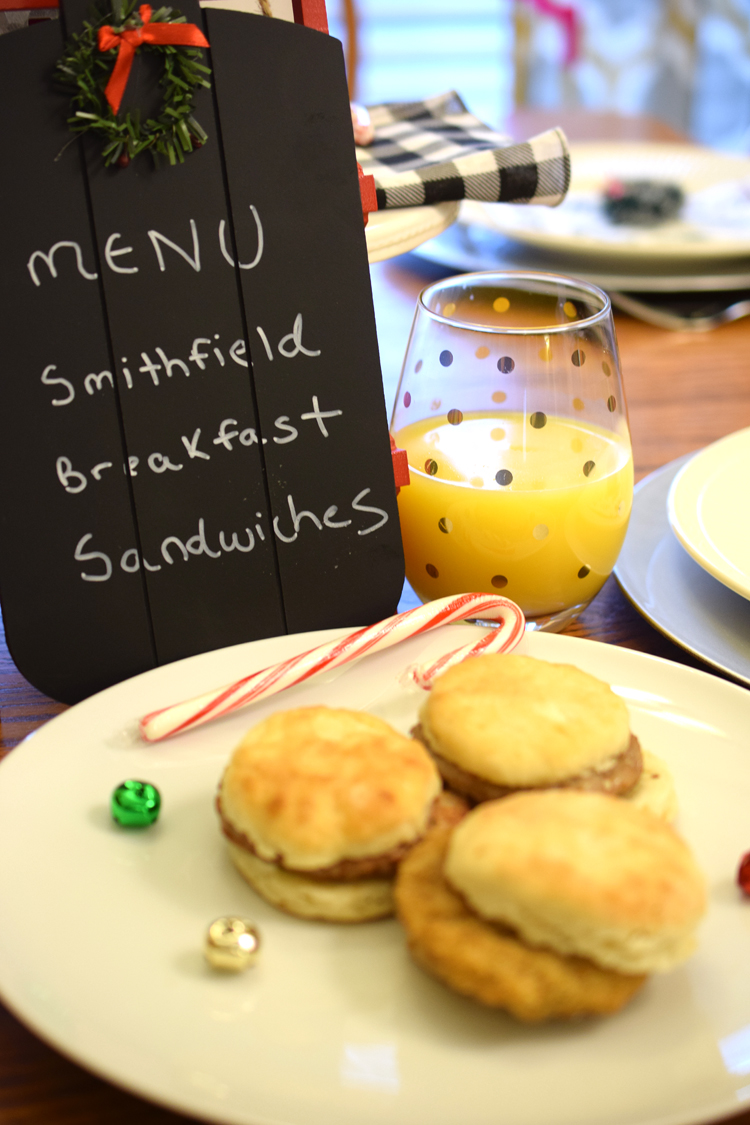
[55,0,211,167]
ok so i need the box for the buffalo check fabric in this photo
[356,91,570,211]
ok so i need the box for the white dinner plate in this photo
[366,201,459,263]
[1,627,750,1125]
[475,143,750,261]
[417,203,750,292]
[615,455,750,687]
[668,428,750,602]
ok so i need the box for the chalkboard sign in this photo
[0,3,404,703]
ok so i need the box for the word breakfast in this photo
[55,394,344,492]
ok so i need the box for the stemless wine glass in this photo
[390,271,633,631]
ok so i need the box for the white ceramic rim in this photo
[667,427,750,601]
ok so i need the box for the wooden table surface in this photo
[2,110,750,1124]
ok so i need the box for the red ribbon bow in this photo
[97,4,209,115]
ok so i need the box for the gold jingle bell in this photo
[204,916,261,971]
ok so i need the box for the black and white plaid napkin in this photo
[356,91,570,211]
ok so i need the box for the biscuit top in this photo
[419,654,632,786]
[445,790,706,974]
[219,707,442,870]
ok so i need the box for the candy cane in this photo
[139,593,525,742]
[406,616,525,688]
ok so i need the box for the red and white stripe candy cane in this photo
[406,619,525,688]
[139,593,525,742]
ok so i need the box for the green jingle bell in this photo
[111,780,161,827]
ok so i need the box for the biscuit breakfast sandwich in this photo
[395,789,706,1022]
[414,653,676,819]
[217,706,463,923]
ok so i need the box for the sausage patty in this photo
[218,789,468,882]
[411,726,643,804]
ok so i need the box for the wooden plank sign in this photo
[0,2,404,703]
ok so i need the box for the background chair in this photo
[512,0,750,149]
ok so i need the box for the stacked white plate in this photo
[474,142,750,262]
[415,143,750,329]
[614,428,750,685]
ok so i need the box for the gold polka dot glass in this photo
[390,272,633,631]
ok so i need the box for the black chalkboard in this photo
[0,4,404,703]
[207,10,405,631]
[0,20,157,701]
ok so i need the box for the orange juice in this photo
[394,412,633,617]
